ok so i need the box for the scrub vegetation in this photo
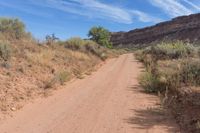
[135,41,200,133]
[0,17,124,116]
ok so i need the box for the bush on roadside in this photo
[84,40,108,60]
[134,50,145,62]
[0,42,12,61]
[57,71,70,85]
[44,71,71,89]
[135,39,200,133]
[84,40,99,54]
[139,71,166,93]
[64,37,108,60]
[136,41,200,93]
[138,58,200,94]
[44,77,57,89]
[179,59,200,86]
[144,41,194,60]
[160,59,200,89]
[0,18,26,39]
[65,37,85,51]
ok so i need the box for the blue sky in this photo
[0,0,200,40]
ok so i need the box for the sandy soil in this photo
[0,54,179,133]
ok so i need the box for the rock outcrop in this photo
[111,13,200,47]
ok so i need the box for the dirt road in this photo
[0,54,179,133]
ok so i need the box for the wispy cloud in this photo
[149,0,194,17]
[29,0,161,24]
[0,1,51,17]
[130,10,162,23]
[182,0,200,11]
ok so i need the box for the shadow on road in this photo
[126,107,178,132]
[125,85,179,132]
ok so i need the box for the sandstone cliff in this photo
[111,13,200,46]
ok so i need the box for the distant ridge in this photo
[111,13,200,46]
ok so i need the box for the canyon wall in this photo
[111,13,200,47]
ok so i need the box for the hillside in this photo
[111,13,200,47]
[0,18,121,117]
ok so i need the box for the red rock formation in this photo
[111,13,200,46]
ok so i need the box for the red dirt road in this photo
[0,54,179,133]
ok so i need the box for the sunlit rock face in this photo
[111,13,200,47]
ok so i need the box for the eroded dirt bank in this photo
[0,54,179,133]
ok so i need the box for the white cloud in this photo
[29,0,161,24]
[130,10,162,23]
[0,1,51,17]
[182,0,200,11]
[74,0,133,24]
[149,0,194,17]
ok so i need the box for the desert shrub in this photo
[44,71,70,89]
[139,71,166,93]
[68,50,90,61]
[64,37,108,60]
[44,77,57,89]
[84,40,99,53]
[135,50,145,62]
[161,73,181,92]
[179,59,200,86]
[144,41,194,60]
[26,49,55,66]
[147,59,200,93]
[136,42,200,132]
[136,42,197,93]
[57,71,70,85]
[0,42,11,61]
[139,61,182,93]
[45,34,59,45]
[99,52,107,61]
[156,60,182,90]
[65,37,85,51]
[65,38,100,51]
[84,40,107,60]
[0,18,26,39]
[135,50,158,73]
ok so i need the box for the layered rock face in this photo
[111,13,200,46]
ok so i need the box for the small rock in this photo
[11,107,16,111]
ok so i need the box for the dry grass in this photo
[135,41,200,132]
[68,50,90,61]
[0,41,102,115]
[26,49,56,66]
[0,38,124,116]
[0,17,124,118]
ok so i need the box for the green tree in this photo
[88,26,112,48]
